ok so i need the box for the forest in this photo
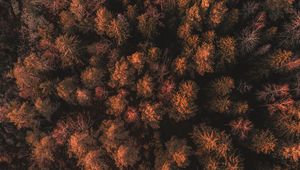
[0,0,299,169]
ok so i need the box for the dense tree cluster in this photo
[0,0,300,169]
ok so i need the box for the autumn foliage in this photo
[0,0,300,169]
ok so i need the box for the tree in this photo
[209,77,235,97]
[200,0,213,11]
[139,102,162,129]
[51,114,91,146]
[95,86,107,101]
[239,27,259,54]
[76,88,92,106]
[81,67,103,89]
[186,34,200,49]
[13,62,42,99]
[147,47,162,62]
[177,23,192,40]
[281,13,300,47]
[155,157,175,170]
[267,98,294,114]
[68,131,97,159]
[250,130,277,154]
[216,36,236,70]
[107,15,130,45]
[124,107,139,123]
[256,84,290,103]
[137,74,153,98]
[170,92,197,121]
[106,91,128,117]
[169,80,199,121]
[279,143,300,162]
[82,149,109,170]
[70,0,86,21]
[95,7,112,35]
[210,81,239,115]
[114,139,140,168]
[59,10,76,30]
[109,58,134,88]
[7,102,37,129]
[173,56,188,75]
[202,30,216,44]
[179,80,199,99]
[267,49,293,71]
[191,124,232,157]
[209,1,228,27]
[224,154,243,170]
[273,103,300,140]
[51,120,73,145]
[99,119,129,153]
[185,4,202,29]
[229,118,253,140]
[32,136,57,169]
[231,101,249,115]
[137,6,163,39]
[69,0,102,23]
[159,79,176,99]
[193,43,215,76]
[209,96,231,114]
[55,34,81,68]
[127,52,145,72]
[165,137,192,168]
[192,124,243,170]
[23,52,56,73]
[201,156,219,170]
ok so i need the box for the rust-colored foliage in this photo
[251,130,277,154]
[1,0,300,169]
[193,43,215,76]
[229,118,253,140]
[32,136,57,168]
[165,137,192,168]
